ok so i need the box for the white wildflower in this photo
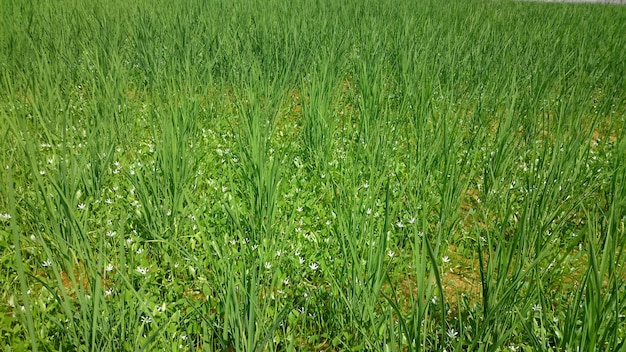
[136,266,148,275]
[446,328,458,339]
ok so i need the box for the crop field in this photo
[1,0,626,350]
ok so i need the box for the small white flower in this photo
[264,262,272,270]
[136,266,148,275]
[141,315,152,324]
[297,206,303,212]
[366,208,372,215]
[106,231,116,237]
[42,260,52,267]
[431,296,438,304]
[309,262,319,271]
[136,248,144,254]
[396,220,404,228]
[105,264,114,272]
[39,170,46,175]
[363,182,369,189]
[409,217,416,224]
[276,250,282,257]
[532,304,541,313]
[105,288,113,296]
[105,198,113,204]
[299,257,305,265]
[387,249,395,258]
[77,203,86,210]
[446,328,458,339]
[283,278,289,285]
[0,213,11,221]
[442,256,450,263]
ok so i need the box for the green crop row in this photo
[1,0,625,350]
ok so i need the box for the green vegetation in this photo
[1,0,625,350]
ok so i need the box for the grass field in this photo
[1,0,626,350]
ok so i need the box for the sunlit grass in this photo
[1,0,625,350]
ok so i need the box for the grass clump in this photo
[1,0,625,350]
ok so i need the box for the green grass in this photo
[1,0,626,350]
